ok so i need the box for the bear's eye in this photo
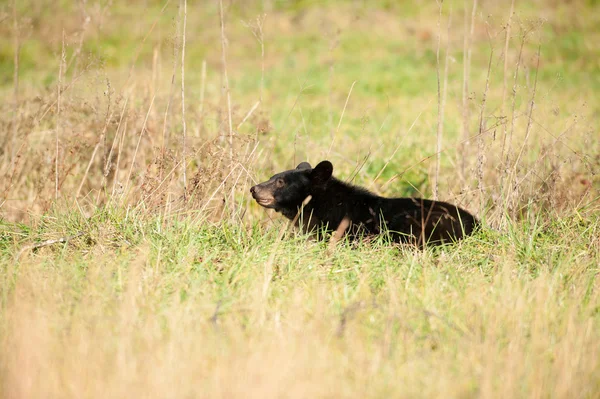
[275,178,285,188]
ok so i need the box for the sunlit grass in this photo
[1,0,599,397]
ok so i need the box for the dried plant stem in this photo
[16,231,86,262]
[237,101,261,131]
[151,46,159,97]
[460,0,478,179]
[381,120,502,192]
[327,81,356,156]
[56,30,66,200]
[327,40,336,139]
[372,103,428,186]
[103,97,130,191]
[219,0,234,163]
[199,60,206,115]
[125,0,172,85]
[11,0,19,165]
[260,30,265,104]
[477,47,494,214]
[513,44,540,170]
[227,145,255,221]
[66,2,90,90]
[434,3,451,200]
[501,29,529,220]
[112,118,128,198]
[243,15,266,104]
[434,1,443,200]
[126,95,156,193]
[135,142,211,212]
[34,70,85,128]
[256,15,265,103]
[181,0,188,199]
[506,31,527,169]
[195,163,240,220]
[76,108,115,199]
[162,0,181,150]
[500,0,516,162]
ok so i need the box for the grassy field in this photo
[1,0,599,397]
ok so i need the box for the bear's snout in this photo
[250,183,276,208]
[250,185,265,198]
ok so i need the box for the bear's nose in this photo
[250,186,256,194]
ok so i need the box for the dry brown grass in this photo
[0,0,599,398]
[2,241,599,398]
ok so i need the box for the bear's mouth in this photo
[256,198,275,207]
[251,193,275,208]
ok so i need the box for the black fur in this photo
[250,160,479,246]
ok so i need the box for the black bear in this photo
[250,160,479,246]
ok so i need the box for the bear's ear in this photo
[296,162,312,171]
[310,161,333,184]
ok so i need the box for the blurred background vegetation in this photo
[1,0,599,222]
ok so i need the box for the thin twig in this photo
[435,3,451,200]
[327,81,356,156]
[502,27,530,217]
[506,28,529,169]
[76,108,116,198]
[500,0,516,163]
[112,118,128,198]
[135,141,212,212]
[199,59,206,116]
[161,0,181,150]
[11,0,19,165]
[460,0,478,180]
[125,95,156,194]
[278,82,311,146]
[259,16,265,103]
[327,31,339,139]
[245,14,266,103]
[66,0,91,89]
[435,1,442,200]
[103,96,130,190]
[181,0,188,199]
[381,118,503,190]
[195,163,240,220]
[218,0,237,216]
[219,0,234,163]
[33,69,87,128]
[371,101,431,187]
[56,29,66,200]
[16,231,86,262]
[125,0,172,85]
[237,101,261,131]
[477,46,494,214]
[513,44,541,170]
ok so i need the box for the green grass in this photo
[1,206,598,397]
[1,0,600,397]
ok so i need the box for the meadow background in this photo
[1,0,599,397]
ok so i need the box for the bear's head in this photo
[250,161,333,212]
